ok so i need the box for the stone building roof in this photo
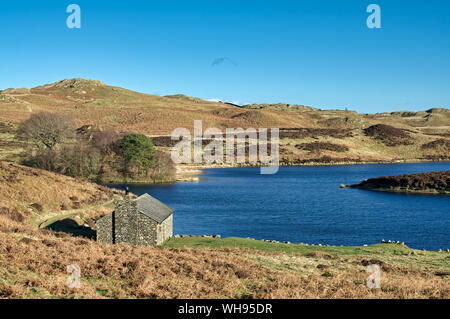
[136,194,175,223]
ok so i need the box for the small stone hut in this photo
[96,194,174,246]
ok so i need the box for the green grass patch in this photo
[164,237,450,270]
[165,236,402,255]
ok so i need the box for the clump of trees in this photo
[17,112,175,183]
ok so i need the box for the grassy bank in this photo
[1,225,449,298]
[164,237,450,270]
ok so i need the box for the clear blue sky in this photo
[1,0,449,113]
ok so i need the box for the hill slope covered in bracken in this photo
[0,162,448,299]
[0,80,449,298]
[1,79,449,166]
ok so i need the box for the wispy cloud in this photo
[211,57,238,67]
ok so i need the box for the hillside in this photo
[0,161,124,227]
[0,163,448,299]
[0,163,449,299]
[1,78,449,166]
[2,217,448,298]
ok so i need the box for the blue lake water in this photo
[110,163,450,250]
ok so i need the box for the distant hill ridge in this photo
[0,78,449,166]
[0,78,448,128]
[0,78,447,114]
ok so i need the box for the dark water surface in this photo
[110,163,450,250]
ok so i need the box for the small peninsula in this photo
[348,171,450,194]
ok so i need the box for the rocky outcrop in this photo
[349,171,450,194]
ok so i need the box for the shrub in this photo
[363,124,412,146]
[25,144,102,179]
[57,144,102,178]
[119,134,156,166]
[421,139,450,150]
[295,142,349,153]
[24,148,59,171]
[146,151,176,182]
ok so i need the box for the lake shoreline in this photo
[117,162,450,251]
[99,160,450,185]
[175,159,450,184]
[166,235,450,252]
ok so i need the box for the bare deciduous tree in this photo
[148,151,175,182]
[17,112,75,149]
[91,129,120,154]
